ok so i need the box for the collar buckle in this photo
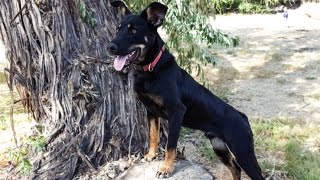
[148,63,153,72]
[143,45,165,72]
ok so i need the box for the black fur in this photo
[109,1,264,179]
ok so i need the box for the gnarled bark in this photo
[0,0,158,179]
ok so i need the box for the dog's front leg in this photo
[156,104,186,178]
[145,116,161,161]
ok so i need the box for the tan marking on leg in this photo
[145,118,160,161]
[226,147,240,180]
[226,148,241,180]
[157,148,176,177]
[147,94,164,107]
[226,163,241,180]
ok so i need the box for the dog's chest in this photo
[134,75,167,117]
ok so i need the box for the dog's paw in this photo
[144,152,157,162]
[155,164,174,178]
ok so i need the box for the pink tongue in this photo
[114,55,127,71]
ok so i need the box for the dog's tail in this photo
[225,112,264,180]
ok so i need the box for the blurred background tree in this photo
[125,0,239,76]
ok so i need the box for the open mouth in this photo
[114,49,140,71]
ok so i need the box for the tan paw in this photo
[144,152,157,162]
[155,164,174,178]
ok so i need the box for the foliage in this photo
[238,2,266,13]
[212,0,241,14]
[7,134,46,176]
[9,147,32,175]
[120,0,299,79]
[124,0,239,76]
[27,135,46,152]
[78,0,97,27]
[212,0,300,14]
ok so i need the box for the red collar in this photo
[143,45,165,72]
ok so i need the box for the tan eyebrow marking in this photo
[144,36,148,43]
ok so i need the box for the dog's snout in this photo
[107,43,118,54]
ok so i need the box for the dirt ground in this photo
[181,3,320,180]
[0,3,319,179]
[211,3,320,123]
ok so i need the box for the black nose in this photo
[107,43,118,54]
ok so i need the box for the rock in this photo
[116,160,213,180]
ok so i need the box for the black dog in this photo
[108,1,264,179]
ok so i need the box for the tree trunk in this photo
[0,0,156,179]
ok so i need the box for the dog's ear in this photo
[111,1,131,15]
[140,2,168,28]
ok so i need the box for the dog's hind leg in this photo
[209,137,241,180]
[230,143,264,180]
[145,116,161,161]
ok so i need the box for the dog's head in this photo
[108,1,168,71]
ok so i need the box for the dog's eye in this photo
[129,28,136,34]
[116,24,121,32]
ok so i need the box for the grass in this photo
[218,67,240,81]
[285,140,320,180]
[0,115,6,130]
[276,78,288,85]
[266,53,284,62]
[308,93,320,100]
[282,64,301,71]
[199,139,219,162]
[255,69,277,79]
[212,86,230,102]
[180,127,195,139]
[179,127,219,163]
[251,118,320,179]
[305,76,316,80]
[248,66,277,79]
[287,92,298,97]
[179,117,320,180]
[0,72,6,83]
[0,87,26,130]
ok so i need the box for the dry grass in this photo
[265,53,284,62]
[252,118,320,180]
[247,66,278,79]
[308,93,320,100]
[255,69,277,79]
[276,78,288,85]
[282,64,300,71]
